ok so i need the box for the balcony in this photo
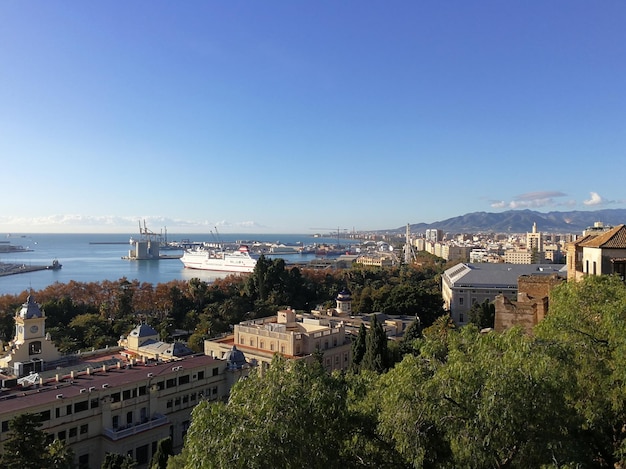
[103,413,169,441]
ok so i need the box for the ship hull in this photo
[180,246,257,273]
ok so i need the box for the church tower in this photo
[335,288,353,316]
[0,295,62,377]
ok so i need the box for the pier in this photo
[0,260,62,277]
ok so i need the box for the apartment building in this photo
[0,296,246,468]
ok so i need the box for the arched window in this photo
[29,341,42,355]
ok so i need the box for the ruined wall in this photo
[494,274,564,333]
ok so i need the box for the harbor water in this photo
[0,233,351,296]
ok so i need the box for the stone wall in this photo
[494,274,564,333]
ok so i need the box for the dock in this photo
[0,260,62,277]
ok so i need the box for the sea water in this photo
[0,233,349,296]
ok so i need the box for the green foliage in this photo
[149,438,173,469]
[182,356,350,468]
[535,275,626,466]
[468,298,495,329]
[351,323,367,370]
[361,315,389,373]
[100,453,136,469]
[0,413,74,469]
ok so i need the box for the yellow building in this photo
[205,307,352,373]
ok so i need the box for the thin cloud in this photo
[490,191,568,209]
[0,215,265,233]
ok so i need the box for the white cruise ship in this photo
[180,244,258,273]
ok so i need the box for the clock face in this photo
[30,325,39,333]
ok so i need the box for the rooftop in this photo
[0,352,219,415]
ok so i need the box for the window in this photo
[80,424,88,435]
[1,421,8,433]
[112,415,119,429]
[157,381,165,391]
[66,404,72,415]
[175,397,181,406]
[459,313,464,323]
[69,427,77,438]
[126,411,133,425]
[123,389,132,400]
[138,386,147,396]
[190,393,197,401]
[183,395,189,404]
[58,430,66,441]
[166,399,173,409]
[335,356,339,364]
[198,370,205,379]
[111,392,121,403]
[136,445,149,465]
[78,454,89,468]
[179,375,190,385]
[56,408,61,418]
[459,298,464,305]
[74,400,88,413]
[90,398,99,409]
[281,345,285,353]
[29,341,42,355]
[166,378,176,389]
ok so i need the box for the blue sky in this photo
[1,1,624,234]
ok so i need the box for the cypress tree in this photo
[362,315,388,373]
[351,323,367,370]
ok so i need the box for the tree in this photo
[376,325,586,468]
[361,315,388,373]
[351,323,367,370]
[0,413,74,469]
[47,438,75,469]
[100,453,136,469]
[468,298,495,329]
[535,275,626,466]
[149,437,172,469]
[181,356,350,468]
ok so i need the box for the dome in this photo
[336,287,352,301]
[19,295,43,319]
[223,345,247,370]
[129,324,159,337]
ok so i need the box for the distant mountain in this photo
[397,209,626,234]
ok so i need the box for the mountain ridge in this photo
[397,208,626,234]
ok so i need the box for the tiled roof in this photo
[580,224,626,248]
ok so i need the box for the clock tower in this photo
[15,295,46,343]
[0,295,62,377]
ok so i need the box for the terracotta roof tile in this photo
[581,224,626,248]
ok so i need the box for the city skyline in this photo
[1,2,624,234]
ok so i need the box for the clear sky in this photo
[1,1,624,234]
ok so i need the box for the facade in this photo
[494,274,565,333]
[355,255,393,267]
[205,307,352,373]
[0,296,246,469]
[442,263,567,325]
[567,224,626,282]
